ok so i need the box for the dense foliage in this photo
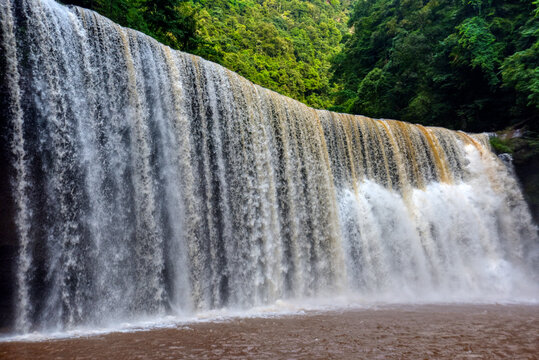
[193,0,351,108]
[63,0,351,109]
[332,0,539,133]
[62,0,199,50]
[62,0,537,133]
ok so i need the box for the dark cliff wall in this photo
[0,20,17,331]
[514,156,539,225]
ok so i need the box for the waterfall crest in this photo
[1,0,537,333]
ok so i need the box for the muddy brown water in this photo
[1,305,537,359]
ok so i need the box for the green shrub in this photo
[489,136,513,154]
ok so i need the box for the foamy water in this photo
[1,305,537,359]
[2,294,538,343]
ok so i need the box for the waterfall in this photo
[0,0,537,334]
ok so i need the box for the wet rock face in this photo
[511,136,539,224]
[493,129,539,224]
[514,157,539,224]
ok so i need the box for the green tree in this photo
[144,0,198,50]
[332,0,538,132]
[501,1,539,116]
[63,0,199,52]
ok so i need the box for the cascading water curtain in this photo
[0,0,537,333]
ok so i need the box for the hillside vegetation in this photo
[332,0,538,134]
[196,0,352,109]
[63,0,537,134]
[64,0,351,109]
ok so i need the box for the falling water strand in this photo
[1,0,538,334]
[1,0,32,334]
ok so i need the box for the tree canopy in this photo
[63,0,538,133]
[63,0,199,51]
[332,0,538,133]
[63,0,351,109]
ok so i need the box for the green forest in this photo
[63,0,352,109]
[64,0,537,132]
[333,0,538,133]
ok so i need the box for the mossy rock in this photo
[489,136,513,154]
